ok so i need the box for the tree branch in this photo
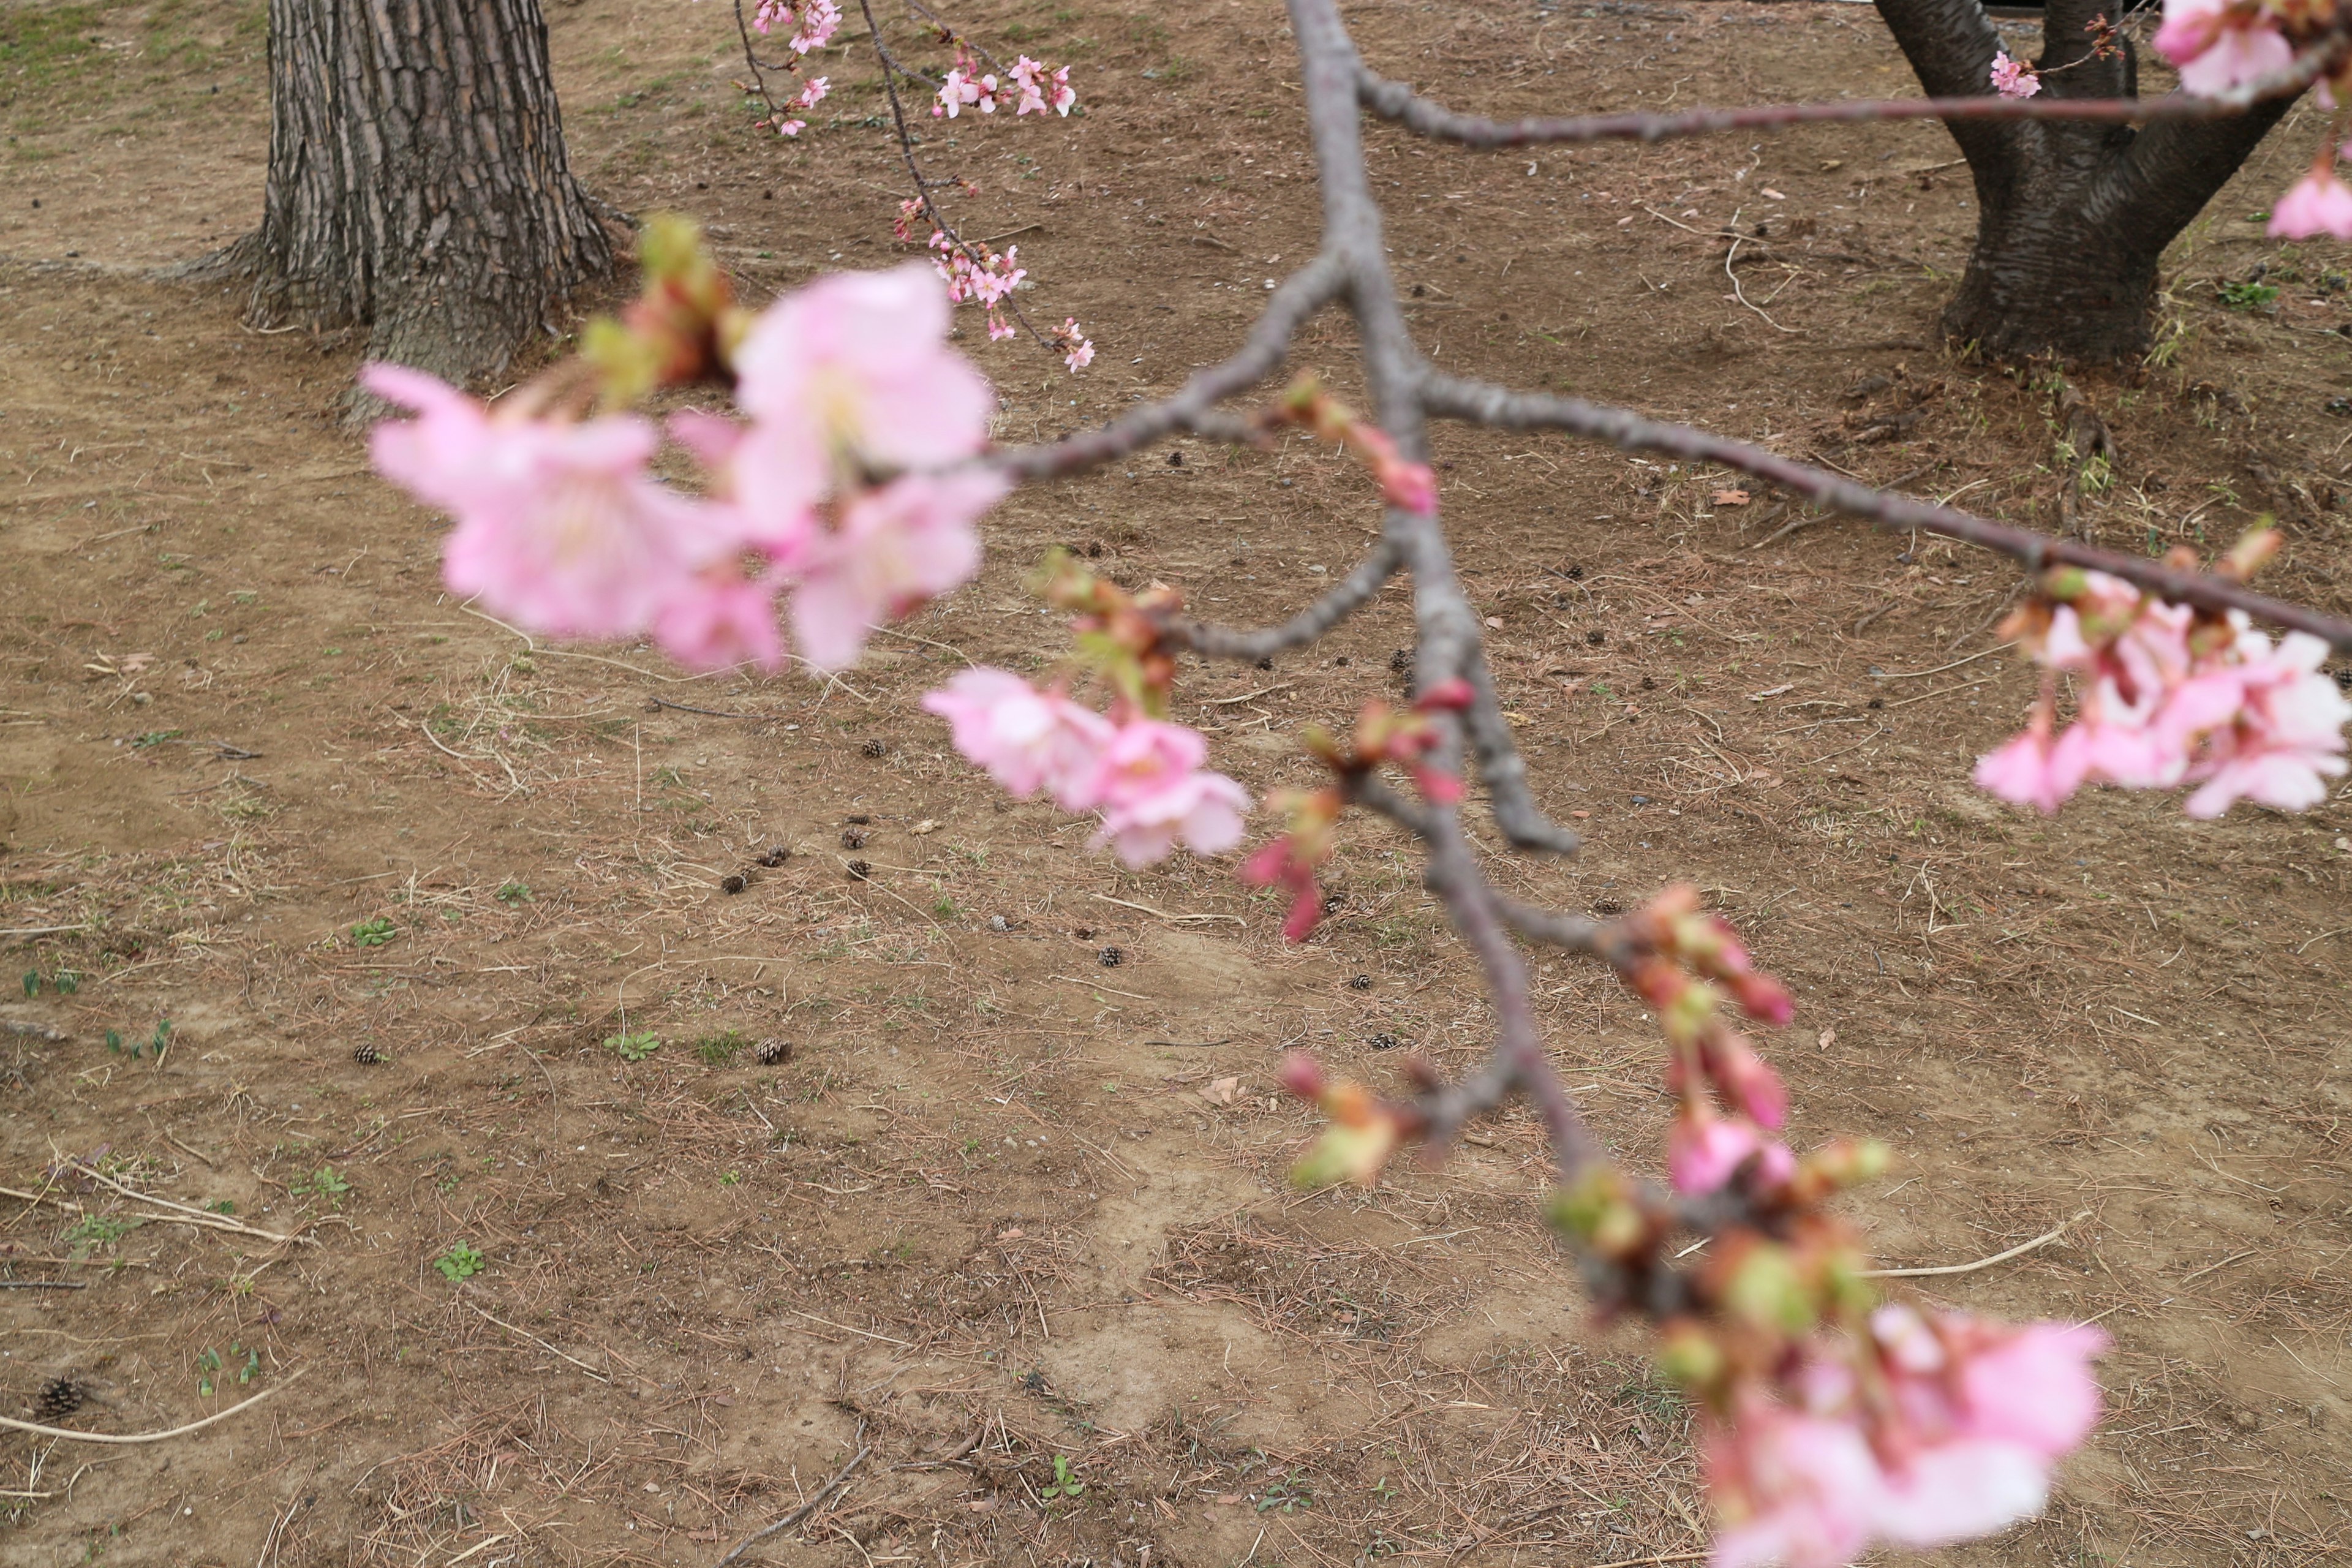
[990,254,1348,481]
[1419,372,2352,654]
[1461,649,1581,854]
[1158,539,1401,663]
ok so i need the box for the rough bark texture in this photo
[241,0,612,386]
[1875,0,2291,363]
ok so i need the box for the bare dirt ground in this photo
[4,2,2351,1565]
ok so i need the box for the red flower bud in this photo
[1276,1050,1326,1102]
[1409,763,1465,805]
[1730,971,1795,1027]
[1414,678,1476,712]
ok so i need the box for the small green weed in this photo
[1039,1453,1086,1501]
[104,1019,173,1060]
[694,1030,746,1065]
[433,1242,486,1281]
[350,916,396,947]
[195,1343,260,1396]
[292,1166,351,1206]
[1256,1475,1313,1515]
[606,1031,662,1062]
[496,881,533,905]
[132,729,183,749]
[63,1214,134,1251]
[2218,279,2278,311]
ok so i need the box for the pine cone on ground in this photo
[352,1042,386,1065]
[755,1038,791,1066]
[32,1377,83,1423]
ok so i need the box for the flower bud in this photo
[1654,1319,1727,1395]
[1408,763,1465,805]
[1796,1137,1892,1196]
[1728,971,1794,1027]
[1276,1050,1327,1102]
[1548,1167,1649,1259]
[1660,979,1722,1050]
[1414,677,1476,712]
[1380,458,1439,515]
[1703,1030,1787,1129]
[2220,525,2280,582]
[1718,1240,1815,1336]
[2041,567,2090,603]
[1291,1118,1400,1188]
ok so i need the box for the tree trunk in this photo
[238,0,612,387]
[1875,0,2293,363]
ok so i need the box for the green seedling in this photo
[350,917,397,948]
[496,881,533,905]
[606,1031,662,1062]
[196,1343,262,1396]
[1038,1453,1085,1501]
[293,1166,351,1205]
[434,1242,486,1281]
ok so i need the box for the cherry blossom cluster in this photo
[368,224,1003,676]
[752,0,840,56]
[934,46,1076,118]
[924,671,1248,867]
[1988,50,2041,100]
[772,74,830,137]
[932,232,1026,340]
[1280,887,2106,1568]
[2156,0,2352,237]
[1624,885,1795,1194]
[722,1,1096,371]
[924,558,1248,866]
[1975,531,2350,817]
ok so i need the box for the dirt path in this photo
[3,4,2350,1565]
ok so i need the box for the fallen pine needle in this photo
[466,1303,611,1382]
[1861,1210,2089,1279]
[1090,892,1245,925]
[717,1425,871,1567]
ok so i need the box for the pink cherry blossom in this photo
[1706,1406,1882,1568]
[790,0,840,55]
[1046,66,1076,116]
[1087,720,1251,867]
[752,0,839,56]
[788,470,1002,670]
[922,667,1119,809]
[729,262,994,477]
[1241,835,1327,941]
[2185,629,2351,815]
[1056,317,1095,372]
[2155,0,2294,97]
[1858,1306,2108,1544]
[1667,1109,1795,1196]
[2268,167,2352,239]
[1989,50,2040,100]
[667,408,823,555]
[1870,1440,2051,1548]
[1949,1321,2111,1458]
[1010,56,1050,116]
[364,363,718,640]
[652,569,786,673]
[1975,722,2097,813]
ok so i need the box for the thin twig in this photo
[1861,1211,2089,1279]
[716,1425,871,1567]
